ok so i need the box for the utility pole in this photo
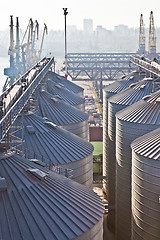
[63,8,68,78]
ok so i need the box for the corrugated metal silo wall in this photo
[76,102,85,112]
[131,150,160,240]
[107,102,126,232]
[59,153,93,189]
[116,119,158,240]
[74,218,103,240]
[61,119,89,141]
[103,90,115,196]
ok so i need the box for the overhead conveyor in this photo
[0,57,55,141]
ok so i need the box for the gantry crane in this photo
[148,11,156,55]
[38,23,47,59]
[137,14,146,54]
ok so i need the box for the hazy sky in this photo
[1,0,160,31]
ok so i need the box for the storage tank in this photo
[44,79,85,111]
[107,78,156,232]
[0,151,104,240]
[11,112,93,188]
[36,90,89,140]
[45,71,84,96]
[115,90,160,240]
[131,128,160,240]
[103,70,144,195]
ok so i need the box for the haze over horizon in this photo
[1,0,160,31]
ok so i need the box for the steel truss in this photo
[67,53,139,81]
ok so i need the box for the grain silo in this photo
[0,151,104,240]
[107,78,156,232]
[115,90,160,240]
[11,112,93,188]
[45,71,84,96]
[36,90,89,140]
[131,128,160,240]
[103,70,144,196]
[44,79,85,111]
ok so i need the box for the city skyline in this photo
[0,0,160,31]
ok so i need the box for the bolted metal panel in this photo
[44,79,85,111]
[131,128,160,240]
[102,71,143,196]
[11,112,93,188]
[0,152,104,240]
[45,71,84,97]
[37,91,89,140]
[107,79,158,232]
[115,90,160,240]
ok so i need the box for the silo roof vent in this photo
[156,97,160,103]
[58,83,64,87]
[51,97,59,103]
[26,125,35,134]
[55,84,62,89]
[44,121,57,129]
[56,76,62,80]
[26,168,47,180]
[142,95,151,100]
[55,95,62,100]
[129,83,137,88]
[29,159,46,167]
[140,84,146,89]
[0,177,7,191]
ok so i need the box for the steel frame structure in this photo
[130,56,160,78]
[67,53,139,81]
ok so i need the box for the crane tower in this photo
[148,11,156,54]
[138,14,146,54]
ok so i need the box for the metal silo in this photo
[131,128,160,240]
[115,90,160,240]
[107,78,156,233]
[103,70,144,197]
[44,79,85,111]
[11,112,93,188]
[0,151,104,240]
[45,71,84,97]
[36,90,89,141]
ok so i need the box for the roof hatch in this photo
[26,168,47,180]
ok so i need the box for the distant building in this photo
[83,19,93,33]
[114,24,129,35]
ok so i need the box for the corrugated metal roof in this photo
[108,79,157,106]
[45,71,84,94]
[12,113,93,166]
[131,127,160,160]
[116,90,160,124]
[44,80,85,107]
[103,71,144,94]
[36,91,88,125]
[0,152,104,240]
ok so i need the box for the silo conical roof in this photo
[0,152,104,240]
[45,71,84,96]
[36,90,89,140]
[44,79,85,111]
[11,112,93,187]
